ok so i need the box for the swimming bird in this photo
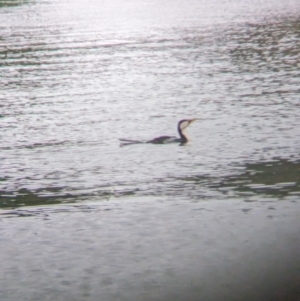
[119,118,197,146]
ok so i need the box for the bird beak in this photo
[188,118,197,124]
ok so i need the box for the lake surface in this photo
[0,0,300,207]
[1,1,300,301]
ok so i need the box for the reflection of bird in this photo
[119,118,197,146]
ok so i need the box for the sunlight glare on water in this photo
[0,0,300,207]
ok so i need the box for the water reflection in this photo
[0,186,112,208]
[1,158,298,208]
[213,159,300,198]
[0,0,29,8]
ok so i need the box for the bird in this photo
[119,118,197,146]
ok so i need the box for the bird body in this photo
[146,135,179,144]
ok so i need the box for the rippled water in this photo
[1,0,300,208]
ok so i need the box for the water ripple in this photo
[1,0,300,208]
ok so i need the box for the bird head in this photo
[178,118,197,131]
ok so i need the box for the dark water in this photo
[1,0,300,208]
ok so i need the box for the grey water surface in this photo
[0,0,300,300]
[1,0,299,207]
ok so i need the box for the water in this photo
[1,0,300,208]
[1,2,300,301]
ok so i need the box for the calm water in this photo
[1,2,300,301]
[1,0,300,208]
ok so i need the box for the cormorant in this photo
[119,118,197,146]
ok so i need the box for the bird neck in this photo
[178,127,188,143]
